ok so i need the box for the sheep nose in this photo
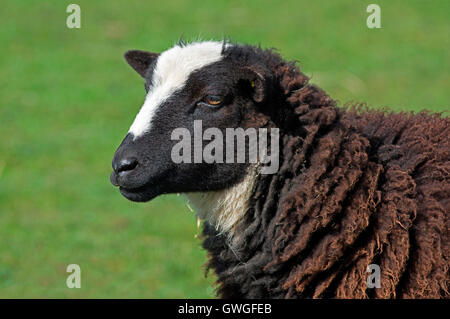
[113,157,138,174]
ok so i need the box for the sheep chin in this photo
[183,165,259,242]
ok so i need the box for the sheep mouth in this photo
[119,184,161,202]
[110,168,167,202]
[113,170,171,202]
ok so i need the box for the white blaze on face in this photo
[128,41,226,139]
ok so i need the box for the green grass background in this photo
[0,0,448,298]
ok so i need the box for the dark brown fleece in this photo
[202,47,449,299]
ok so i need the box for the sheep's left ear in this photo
[240,66,268,103]
[124,50,159,78]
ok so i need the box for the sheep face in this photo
[110,42,272,202]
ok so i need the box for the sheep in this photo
[110,41,450,299]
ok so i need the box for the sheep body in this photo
[201,47,449,299]
[114,42,449,299]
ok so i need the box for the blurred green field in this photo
[0,0,448,298]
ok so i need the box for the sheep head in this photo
[110,41,278,203]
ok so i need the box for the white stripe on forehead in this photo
[128,41,225,138]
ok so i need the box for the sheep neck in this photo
[184,166,258,241]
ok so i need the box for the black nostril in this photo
[115,158,138,173]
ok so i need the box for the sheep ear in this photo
[241,66,266,103]
[124,50,159,78]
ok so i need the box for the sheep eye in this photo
[203,95,223,107]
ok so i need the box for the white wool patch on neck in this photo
[128,41,226,138]
[184,167,259,241]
